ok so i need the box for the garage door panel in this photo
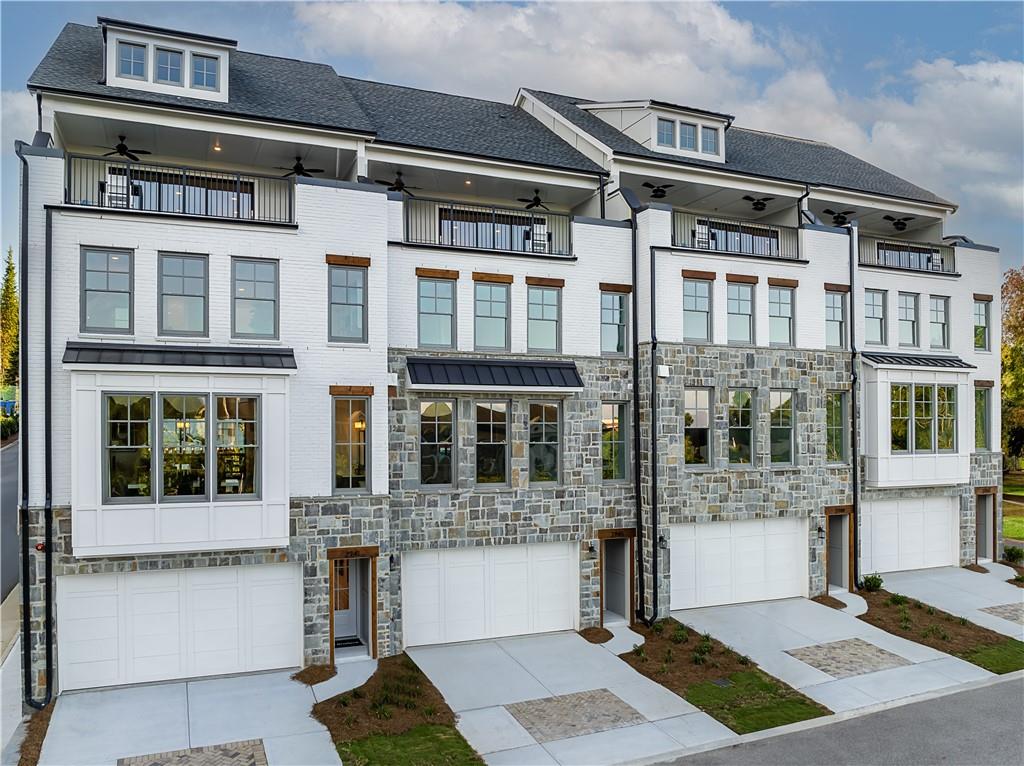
[861,498,956,574]
[531,552,574,633]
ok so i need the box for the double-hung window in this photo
[418,278,456,348]
[160,394,208,499]
[192,54,219,89]
[529,402,560,483]
[825,391,847,463]
[215,396,259,497]
[105,394,153,500]
[600,291,628,355]
[865,289,887,345]
[768,286,794,346]
[937,386,956,451]
[825,291,847,349]
[975,387,990,450]
[769,390,794,464]
[329,266,367,343]
[474,282,509,351]
[155,48,182,85]
[898,292,918,347]
[727,282,754,344]
[159,253,207,336]
[601,403,627,481]
[527,286,560,352]
[117,42,146,79]
[683,279,711,342]
[683,389,712,466]
[914,385,934,452]
[974,299,990,350]
[82,248,133,334]
[420,401,454,486]
[890,384,911,452]
[475,401,508,485]
[657,118,676,147]
[891,383,957,454]
[333,397,369,492]
[232,258,278,339]
[701,126,719,154]
[929,296,949,349]
[728,389,754,465]
[679,122,697,151]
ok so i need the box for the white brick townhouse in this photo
[14,18,1003,703]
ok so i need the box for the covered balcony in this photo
[671,210,799,260]
[858,235,956,274]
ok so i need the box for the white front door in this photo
[860,497,958,574]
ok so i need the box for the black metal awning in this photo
[861,351,975,369]
[406,357,584,391]
[62,341,297,370]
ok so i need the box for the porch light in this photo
[213,137,222,152]
[464,179,472,186]
[658,535,667,550]
[587,542,596,556]
[817,525,825,541]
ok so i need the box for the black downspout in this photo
[43,209,54,696]
[847,222,862,589]
[598,176,607,219]
[648,243,659,624]
[629,208,645,622]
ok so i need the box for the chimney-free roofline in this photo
[97,16,238,47]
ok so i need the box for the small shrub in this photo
[1014,574,1024,584]
[664,646,674,663]
[862,573,884,592]
[351,688,365,699]
[658,661,669,675]
[738,654,751,665]
[888,593,908,606]
[913,601,923,609]
[958,616,969,626]
[702,632,713,643]
[371,703,392,720]
[923,625,950,641]
[632,643,646,660]
[652,620,665,635]
[898,606,912,630]
[423,705,436,717]
[697,639,713,657]
[692,651,706,665]
[0,413,18,440]
[1005,546,1024,564]
[671,624,689,644]
[338,695,350,707]
[926,606,935,616]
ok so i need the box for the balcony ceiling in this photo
[807,199,942,238]
[619,171,801,222]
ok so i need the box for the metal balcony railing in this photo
[672,210,800,260]
[404,197,572,257]
[65,154,295,224]
[858,235,956,274]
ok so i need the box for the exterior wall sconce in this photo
[817,525,825,541]
[587,542,597,556]
[658,535,668,550]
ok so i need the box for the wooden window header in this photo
[973,293,993,303]
[824,504,854,515]
[768,277,799,288]
[600,282,633,294]
[472,272,514,284]
[387,385,398,398]
[824,282,851,293]
[682,269,716,281]
[526,276,565,288]
[974,380,995,389]
[597,528,637,540]
[726,274,758,284]
[416,267,459,280]
[974,485,997,496]
[330,385,374,396]
[326,254,371,268]
[327,545,380,560]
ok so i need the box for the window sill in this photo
[327,341,372,349]
[230,337,282,346]
[682,465,716,473]
[601,479,632,487]
[79,331,134,340]
[154,335,211,343]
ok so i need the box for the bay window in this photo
[105,394,153,501]
[891,383,957,455]
[160,395,207,499]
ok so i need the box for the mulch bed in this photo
[812,594,846,610]
[312,654,455,744]
[963,563,989,574]
[999,560,1024,588]
[579,626,614,644]
[292,663,337,686]
[18,702,54,766]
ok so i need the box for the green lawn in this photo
[685,670,827,734]
[1004,475,1024,496]
[337,724,481,766]
[960,639,1024,674]
[1004,515,1024,541]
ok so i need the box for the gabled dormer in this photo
[100,17,235,103]
[578,99,732,163]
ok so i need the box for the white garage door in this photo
[670,518,808,610]
[860,497,958,574]
[57,564,302,692]
[402,543,578,647]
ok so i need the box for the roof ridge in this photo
[339,73,517,110]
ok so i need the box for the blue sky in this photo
[2,1,1022,271]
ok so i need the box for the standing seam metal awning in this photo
[406,357,584,391]
[860,351,975,369]
[62,341,298,369]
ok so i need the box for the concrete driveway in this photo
[408,631,734,765]
[38,662,376,766]
[883,565,1024,639]
[673,598,992,714]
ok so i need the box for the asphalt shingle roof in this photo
[525,90,954,207]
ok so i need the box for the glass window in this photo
[701,126,719,154]
[105,394,152,500]
[475,401,508,485]
[418,278,455,348]
[898,292,918,346]
[770,390,794,464]
[683,279,711,341]
[215,396,259,497]
[865,289,887,345]
[684,389,711,466]
[768,286,794,346]
[232,259,278,338]
[155,48,182,84]
[474,282,509,351]
[727,282,754,344]
[334,397,368,491]
[420,400,454,486]
[159,254,207,336]
[728,389,754,464]
[890,384,910,452]
[117,42,146,79]
[826,391,846,462]
[913,384,934,452]
[930,296,949,349]
[657,118,676,147]
[825,291,847,349]
[601,403,627,481]
[974,300,990,350]
[82,249,132,333]
[528,286,560,351]
[937,385,956,452]
[192,54,219,89]
[601,291,628,355]
[529,402,560,483]
[160,395,207,499]
[975,388,990,450]
[329,266,367,342]
[679,122,697,151]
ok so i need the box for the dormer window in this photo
[117,42,146,79]
[679,122,697,151]
[192,54,219,90]
[155,48,183,85]
[701,126,719,155]
[657,118,675,148]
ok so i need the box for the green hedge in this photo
[1,413,18,440]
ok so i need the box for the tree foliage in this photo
[1003,268,1024,463]
[0,247,17,386]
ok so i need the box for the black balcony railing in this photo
[65,154,295,224]
[404,197,572,257]
[672,210,800,260]
[858,236,956,274]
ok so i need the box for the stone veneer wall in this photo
[636,344,854,618]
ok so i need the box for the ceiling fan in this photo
[101,135,151,162]
[823,208,856,226]
[642,182,674,199]
[518,189,549,211]
[374,171,420,196]
[743,195,774,212]
[883,215,915,232]
[276,157,325,178]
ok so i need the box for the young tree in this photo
[1002,268,1024,469]
[0,247,17,386]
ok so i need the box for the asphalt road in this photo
[1,440,18,600]
[663,676,1024,766]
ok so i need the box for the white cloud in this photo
[1,90,37,148]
